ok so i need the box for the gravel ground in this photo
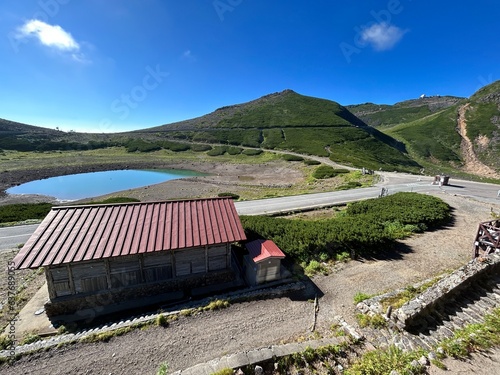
[2,192,499,374]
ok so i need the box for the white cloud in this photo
[361,22,407,51]
[18,19,79,51]
[181,49,196,62]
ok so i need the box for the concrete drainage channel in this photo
[0,280,304,360]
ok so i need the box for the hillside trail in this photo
[457,103,500,178]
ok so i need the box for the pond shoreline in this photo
[0,161,211,204]
[0,158,311,206]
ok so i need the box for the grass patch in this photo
[380,276,444,310]
[80,326,132,343]
[303,260,329,276]
[0,334,14,350]
[156,314,169,327]
[440,306,500,359]
[203,299,230,311]
[20,332,42,345]
[346,345,426,375]
[211,369,233,375]
[274,342,353,372]
[156,361,169,375]
[190,144,212,152]
[353,292,374,304]
[356,313,388,329]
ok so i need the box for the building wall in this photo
[256,258,282,284]
[45,269,235,319]
[45,244,232,317]
[243,256,282,286]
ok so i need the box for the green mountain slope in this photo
[139,90,420,171]
[374,82,500,177]
[465,81,500,170]
[347,96,464,128]
[385,106,462,166]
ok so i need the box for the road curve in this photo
[1,173,499,248]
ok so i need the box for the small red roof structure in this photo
[246,239,285,263]
[13,197,246,270]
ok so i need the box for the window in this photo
[208,245,228,271]
[50,265,71,297]
[143,253,173,283]
[109,256,141,288]
[72,262,108,294]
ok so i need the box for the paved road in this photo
[236,173,500,215]
[1,173,499,249]
[0,224,39,250]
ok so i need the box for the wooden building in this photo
[244,239,285,285]
[13,197,246,321]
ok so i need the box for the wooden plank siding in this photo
[46,244,231,299]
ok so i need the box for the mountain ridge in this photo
[2,82,500,178]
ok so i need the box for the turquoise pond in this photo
[6,169,202,201]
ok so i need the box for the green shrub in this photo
[346,192,451,229]
[241,193,451,264]
[190,144,212,152]
[335,251,351,262]
[160,140,190,152]
[242,148,263,156]
[206,146,226,156]
[282,154,304,162]
[0,203,53,223]
[304,159,321,165]
[226,146,243,155]
[217,192,240,200]
[125,139,161,153]
[337,181,362,190]
[313,165,335,179]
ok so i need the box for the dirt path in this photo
[2,193,499,374]
[457,104,500,178]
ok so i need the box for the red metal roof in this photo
[246,239,285,263]
[13,197,246,270]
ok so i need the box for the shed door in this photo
[175,248,205,277]
[208,245,228,271]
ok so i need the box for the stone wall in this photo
[394,254,500,330]
[357,254,500,330]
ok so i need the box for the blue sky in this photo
[1,1,499,133]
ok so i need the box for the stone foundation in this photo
[45,270,235,322]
